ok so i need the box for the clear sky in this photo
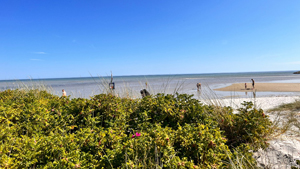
[1,0,300,80]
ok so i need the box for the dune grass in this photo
[269,99,300,112]
[89,74,186,100]
[267,99,300,138]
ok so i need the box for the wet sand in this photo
[215,83,300,92]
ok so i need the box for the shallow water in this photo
[1,71,300,99]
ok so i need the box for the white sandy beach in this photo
[217,96,300,110]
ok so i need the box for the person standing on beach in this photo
[197,83,201,91]
[251,79,255,89]
[62,89,67,96]
[245,83,247,89]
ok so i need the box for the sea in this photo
[1,71,300,99]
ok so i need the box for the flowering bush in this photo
[0,89,272,168]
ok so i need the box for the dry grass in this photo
[89,74,186,99]
[267,100,300,137]
[5,79,54,94]
[269,99,300,112]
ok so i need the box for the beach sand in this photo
[215,83,300,92]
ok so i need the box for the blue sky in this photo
[1,0,300,80]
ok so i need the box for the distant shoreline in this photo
[2,71,300,99]
[215,83,300,92]
[0,70,297,81]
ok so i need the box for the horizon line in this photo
[0,70,297,82]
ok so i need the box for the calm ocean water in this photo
[1,71,300,99]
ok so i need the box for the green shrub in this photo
[215,101,272,150]
[0,89,272,168]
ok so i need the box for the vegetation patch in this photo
[0,89,273,168]
[269,99,300,112]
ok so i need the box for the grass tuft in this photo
[269,99,300,112]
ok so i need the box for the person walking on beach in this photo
[245,83,247,90]
[197,83,201,91]
[62,89,67,96]
[251,79,255,89]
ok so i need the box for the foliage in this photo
[206,101,272,151]
[0,89,272,168]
